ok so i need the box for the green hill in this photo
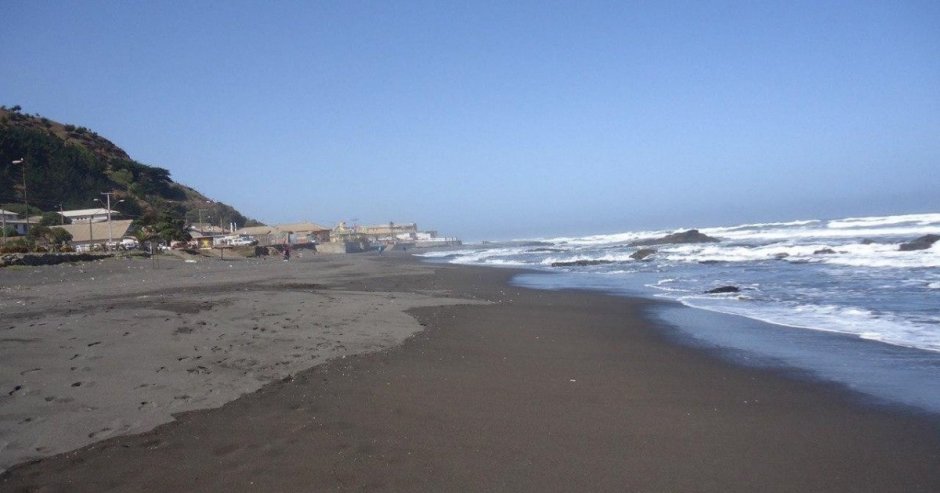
[0,105,259,229]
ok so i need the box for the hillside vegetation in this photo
[0,105,258,229]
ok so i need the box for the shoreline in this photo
[509,269,940,417]
[3,254,940,490]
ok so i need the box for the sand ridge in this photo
[0,254,484,471]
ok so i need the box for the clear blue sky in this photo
[2,1,938,240]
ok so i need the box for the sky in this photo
[2,1,938,241]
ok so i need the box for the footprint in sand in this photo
[212,443,242,456]
[88,427,112,439]
[140,439,164,450]
[187,366,211,375]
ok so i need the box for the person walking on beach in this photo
[283,243,290,261]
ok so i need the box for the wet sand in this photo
[2,254,939,491]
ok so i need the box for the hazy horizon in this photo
[2,1,938,241]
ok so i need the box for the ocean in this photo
[418,213,940,414]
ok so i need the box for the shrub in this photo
[1,238,29,253]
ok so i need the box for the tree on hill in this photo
[1,107,261,228]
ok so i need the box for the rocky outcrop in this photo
[705,286,740,294]
[550,259,614,267]
[630,248,656,261]
[629,230,719,247]
[899,234,939,251]
[813,248,836,255]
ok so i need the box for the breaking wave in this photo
[418,212,940,353]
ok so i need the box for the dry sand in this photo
[0,253,482,472]
[2,253,939,491]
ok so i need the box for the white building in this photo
[0,209,29,235]
[59,208,118,224]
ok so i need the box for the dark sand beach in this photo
[2,253,939,491]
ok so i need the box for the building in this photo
[59,208,118,224]
[0,209,30,236]
[358,222,418,240]
[275,222,331,244]
[188,223,227,236]
[234,222,330,246]
[58,219,134,250]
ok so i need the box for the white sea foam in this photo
[819,243,940,269]
[540,230,670,246]
[542,214,938,247]
[700,225,940,242]
[677,298,940,353]
[826,213,940,229]
[414,249,481,258]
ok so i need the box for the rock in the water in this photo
[813,248,836,255]
[861,238,875,245]
[774,252,790,260]
[629,229,720,247]
[630,248,656,261]
[899,234,940,251]
[705,286,740,294]
[550,259,614,267]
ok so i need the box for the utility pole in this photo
[99,192,124,249]
[102,193,114,248]
[59,203,64,225]
[12,159,28,234]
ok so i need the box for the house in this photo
[233,222,330,246]
[0,209,30,236]
[274,222,331,244]
[59,208,118,224]
[359,222,418,240]
[188,223,228,249]
[58,219,134,250]
[187,223,226,236]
